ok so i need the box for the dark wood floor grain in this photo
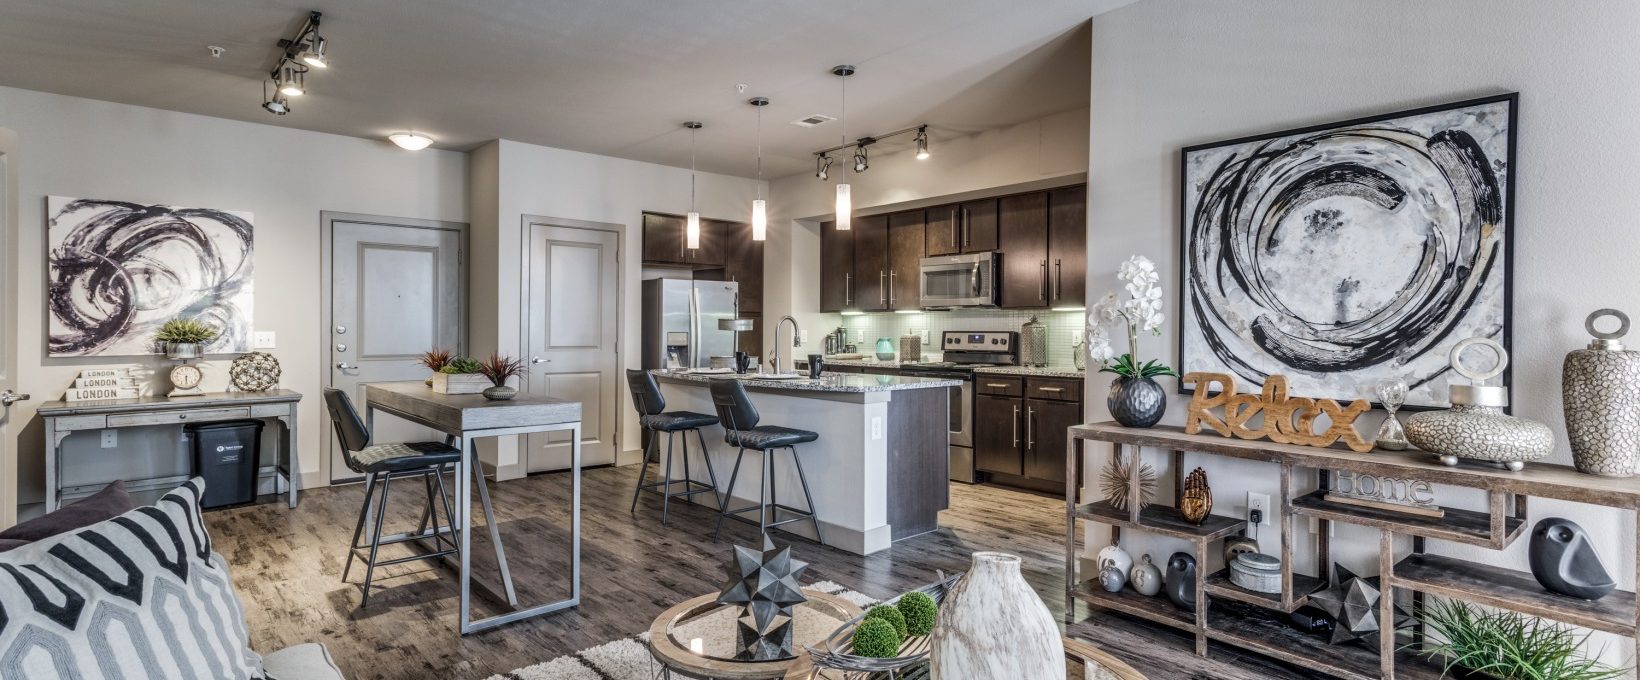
[207,465,1314,680]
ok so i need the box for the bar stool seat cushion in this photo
[351,441,463,473]
[640,411,720,432]
[725,425,819,449]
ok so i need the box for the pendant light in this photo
[749,97,769,241]
[832,65,854,231]
[684,121,702,249]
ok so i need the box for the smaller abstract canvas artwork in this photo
[47,197,254,357]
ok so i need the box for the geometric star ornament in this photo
[715,533,810,661]
[1307,563,1413,645]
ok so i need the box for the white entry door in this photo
[524,222,619,471]
[0,129,23,527]
[327,214,466,483]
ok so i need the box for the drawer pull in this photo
[1038,387,1064,393]
[985,383,1010,389]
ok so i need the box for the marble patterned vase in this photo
[931,552,1065,680]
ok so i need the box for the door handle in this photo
[0,390,31,406]
[1039,260,1048,301]
[1026,405,1035,449]
[1011,404,1020,447]
[531,357,548,364]
[336,362,354,370]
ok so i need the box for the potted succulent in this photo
[154,318,219,359]
[477,353,526,401]
[430,356,488,395]
[1087,255,1177,427]
[418,348,454,387]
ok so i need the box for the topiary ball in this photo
[851,617,903,658]
[865,604,908,638]
[897,591,938,637]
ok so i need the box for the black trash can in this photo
[186,420,264,509]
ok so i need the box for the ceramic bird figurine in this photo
[1164,552,1202,612]
[1529,518,1616,600]
[1179,468,1213,525]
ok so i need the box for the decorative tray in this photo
[805,572,961,678]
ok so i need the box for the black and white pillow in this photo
[0,478,267,679]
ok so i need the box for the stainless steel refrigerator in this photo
[641,278,740,369]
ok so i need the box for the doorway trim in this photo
[0,127,17,527]
[518,214,625,472]
[319,211,469,487]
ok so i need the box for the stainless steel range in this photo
[898,331,1019,483]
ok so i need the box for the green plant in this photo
[864,604,908,638]
[896,591,938,637]
[418,348,454,372]
[1099,354,1178,379]
[850,617,902,658]
[478,353,526,387]
[438,356,483,374]
[153,318,219,345]
[1414,599,1627,680]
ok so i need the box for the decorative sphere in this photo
[864,605,908,638]
[897,591,939,637]
[852,617,903,658]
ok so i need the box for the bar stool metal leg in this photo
[361,473,393,607]
[434,466,460,559]
[695,428,724,510]
[342,472,378,583]
[630,430,657,513]
[714,446,749,542]
[758,448,771,537]
[660,431,676,525]
[789,446,824,545]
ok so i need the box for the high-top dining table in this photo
[363,381,581,635]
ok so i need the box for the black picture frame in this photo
[1176,93,1518,410]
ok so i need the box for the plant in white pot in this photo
[154,318,219,359]
[430,356,489,395]
[1087,255,1177,428]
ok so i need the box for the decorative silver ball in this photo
[1505,460,1525,472]
[1439,454,1460,467]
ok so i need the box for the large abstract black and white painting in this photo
[1179,94,1515,408]
[48,197,254,357]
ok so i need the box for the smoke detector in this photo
[791,114,836,128]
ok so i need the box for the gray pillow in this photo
[0,479,133,546]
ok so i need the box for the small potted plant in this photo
[154,318,219,359]
[430,356,488,395]
[1087,255,1177,427]
[478,353,526,401]
[418,348,454,387]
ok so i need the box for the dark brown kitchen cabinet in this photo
[974,394,1024,476]
[819,220,852,312]
[997,192,1050,308]
[888,210,924,310]
[852,214,890,312]
[721,220,763,313]
[925,204,959,256]
[1023,397,1080,484]
[958,199,998,252]
[1047,185,1086,308]
[641,211,723,267]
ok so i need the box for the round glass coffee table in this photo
[647,589,863,679]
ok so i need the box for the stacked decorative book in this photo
[65,368,139,401]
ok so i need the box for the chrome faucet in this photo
[771,316,801,375]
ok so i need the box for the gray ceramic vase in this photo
[482,384,518,401]
[1529,517,1616,600]
[1405,337,1553,470]
[929,552,1064,680]
[1164,552,1201,612]
[1109,376,1166,428]
[1129,554,1163,597]
[1563,309,1640,477]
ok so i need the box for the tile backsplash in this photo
[831,309,1086,367]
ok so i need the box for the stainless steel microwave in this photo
[919,252,999,308]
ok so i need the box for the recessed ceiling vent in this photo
[791,114,836,128]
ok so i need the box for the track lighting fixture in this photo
[816,154,832,180]
[749,97,769,241]
[259,11,329,116]
[833,64,854,231]
[685,121,703,250]
[853,144,869,173]
[277,66,306,96]
[915,126,930,160]
[299,36,328,68]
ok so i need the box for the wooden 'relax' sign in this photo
[1182,373,1374,453]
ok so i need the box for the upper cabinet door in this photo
[997,192,1050,308]
[819,220,853,312]
[1048,185,1087,308]
[642,212,686,264]
[852,214,890,312]
[888,210,925,310]
[723,220,764,313]
[924,204,959,256]
[685,218,725,267]
[960,199,999,253]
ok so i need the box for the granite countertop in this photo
[800,357,913,369]
[652,369,960,393]
[972,365,1087,379]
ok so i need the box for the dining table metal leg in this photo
[468,438,519,606]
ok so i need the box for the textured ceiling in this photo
[0,0,1123,177]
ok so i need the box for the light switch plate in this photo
[100,430,117,449]
[253,331,276,349]
[871,416,883,440]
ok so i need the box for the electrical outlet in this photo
[1246,492,1271,526]
[871,416,883,440]
[798,329,808,344]
[253,331,276,349]
[920,329,930,345]
[100,430,117,449]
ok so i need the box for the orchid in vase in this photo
[1087,255,1177,427]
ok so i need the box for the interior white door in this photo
[329,218,465,482]
[524,223,618,471]
[0,129,22,527]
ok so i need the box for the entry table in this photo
[363,381,581,635]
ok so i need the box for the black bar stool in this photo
[323,388,463,608]
[627,370,723,525]
[708,379,823,544]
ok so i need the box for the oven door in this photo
[919,252,998,308]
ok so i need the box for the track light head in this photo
[915,127,930,160]
[299,36,328,68]
[277,66,305,96]
[853,145,868,173]
[261,97,289,115]
[817,154,832,180]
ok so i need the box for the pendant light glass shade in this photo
[835,183,852,230]
[751,199,767,241]
[686,212,701,249]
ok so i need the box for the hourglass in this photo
[1374,378,1409,450]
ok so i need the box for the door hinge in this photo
[457,248,464,265]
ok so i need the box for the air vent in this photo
[791,114,836,128]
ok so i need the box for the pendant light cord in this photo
[756,104,763,199]
[839,73,848,183]
[690,125,697,211]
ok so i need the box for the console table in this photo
[1065,422,1640,680]
[38,390,302,511]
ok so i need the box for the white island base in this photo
[653,371,956,555]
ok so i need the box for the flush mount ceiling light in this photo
[749,96,769,242]
[832,64,854,231]
[260,11,330,115]
[389,132,434,150]
[915,126,930,160]
[685,121,703,249]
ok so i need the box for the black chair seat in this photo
[725,425,818,450]
[640,411,719,432]
[350,441,463,474]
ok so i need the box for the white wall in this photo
[1089,0,1640,664]
[764,107,1090,357]
[0,85,468,514]
[469,139,766,469]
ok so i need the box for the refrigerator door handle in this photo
[689,286,701,369]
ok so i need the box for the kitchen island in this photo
[652,370,959,555]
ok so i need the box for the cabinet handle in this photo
[845,272,852,306]
[950,207,958,250]
[1012,404,1020,447]
[985,383,1010,389]
[1054,260,1062,300]
[1039,260,1048,301]
[962,206,970,247]
[1026,405,1035,449]
[880,271,887,306]
[889,270,896,305]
